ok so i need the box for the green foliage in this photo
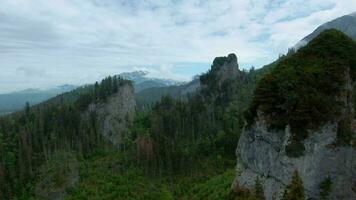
[319,176,332,200]
[336,116,355,146]
[75,76,130,110]
[0,75,130,199]
[64,153,171,200]
[246,29,356,153]
[35,152,78,199]
[282,170,305,200]
[188,170,236,200]
[0,43,293,199]
[157,185,174,200]
[285,140,305,158]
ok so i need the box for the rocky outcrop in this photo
[233,115,356,199]
[211,53,240,87]
[233,30,356,200]
[88,83,136,147]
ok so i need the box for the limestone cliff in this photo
[88,83,136,147]
[201,53,240,90]
[233,29,356,200]
[233,117,356,199]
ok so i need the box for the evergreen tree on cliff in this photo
[282,170,305,200]
[254,177,265,200]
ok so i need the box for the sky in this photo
[0,0,356,93]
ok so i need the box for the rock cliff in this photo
[233,118,356,199]
[88,83,136,147]
[233,29,356,200]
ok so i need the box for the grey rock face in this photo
[216,53,240,85]
[88,83,136,147]
[233,116,356,200]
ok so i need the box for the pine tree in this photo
[282,170,305,200]
[254,176,265,200]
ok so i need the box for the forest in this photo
[1,29,355,200]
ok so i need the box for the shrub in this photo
[319,176,332,200]
[285,139,305,158]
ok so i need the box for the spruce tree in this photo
[282,170,305,200]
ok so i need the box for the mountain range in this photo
[0,84,76,114]
[0,12,356,200]
[0,71,182,114]
[118,71,183,92]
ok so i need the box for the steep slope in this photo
[296,11,356,47]
[87,83,135,147]
[0,76,135,199]
[37,53,250,200]
[233,29,356,199]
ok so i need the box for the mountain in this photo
[0,70,181,114]
[296,11,356,48]
[233,29,356,199]
[0,84,76,114]
[118,71,183,92]
[2,14,356,200]
[0,76,135,199]
[135,77,200,108]
[136,54,243,108]
[0,52,257,200]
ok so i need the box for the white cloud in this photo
[0,0,354,93]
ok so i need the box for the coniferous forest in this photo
[1,4,356,200]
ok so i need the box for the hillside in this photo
[296,12,356,47]
[234,29,356,199]
[2,14,356,200]
[0,70,182,115]
[0,76,135,199]
[0,51,260,199]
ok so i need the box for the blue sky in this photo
[0,0,356,93]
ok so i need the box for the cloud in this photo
[0,0,354,93]
[16,67,47,77]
